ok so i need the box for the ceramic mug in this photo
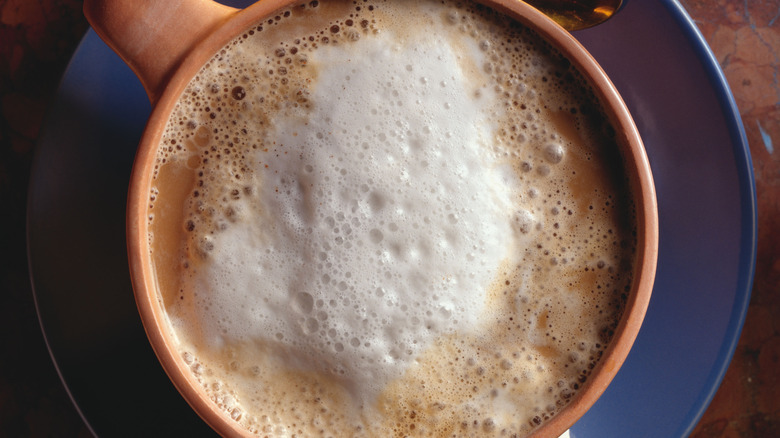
[84,0,658,436]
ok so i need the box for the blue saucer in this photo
[28,1,756,436]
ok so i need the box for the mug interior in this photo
[126,1,657,436]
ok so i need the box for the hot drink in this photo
[146,0,637,435]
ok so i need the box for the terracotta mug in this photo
[83,0,659,436]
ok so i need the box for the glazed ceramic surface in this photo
[27,0,754,436]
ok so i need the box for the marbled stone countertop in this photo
[0,0,777,436]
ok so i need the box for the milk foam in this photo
[148,0,637,435]
[183,30,516,398]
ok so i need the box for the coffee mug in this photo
[84,0,658,436]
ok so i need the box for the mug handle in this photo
[83,0,238,104]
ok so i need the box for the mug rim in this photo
[126,1,658,436]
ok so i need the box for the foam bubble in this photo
[544,142,565,164]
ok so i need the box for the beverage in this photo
[146,0,637,435]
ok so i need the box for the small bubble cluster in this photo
[148,0,637,436]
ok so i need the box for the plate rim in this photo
[656,0,757,434]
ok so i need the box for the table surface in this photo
[0,0,777,436]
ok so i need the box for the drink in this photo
[146,0,637,435]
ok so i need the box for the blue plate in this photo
[28,0,756,436]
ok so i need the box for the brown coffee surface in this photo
[146,1,636,436]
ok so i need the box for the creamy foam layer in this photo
[182,28,516,398]
[148,0,636,435]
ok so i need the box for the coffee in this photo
[146,0,636,435]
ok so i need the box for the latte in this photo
[146,0,637,435]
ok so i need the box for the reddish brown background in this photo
[0,0,777,436]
